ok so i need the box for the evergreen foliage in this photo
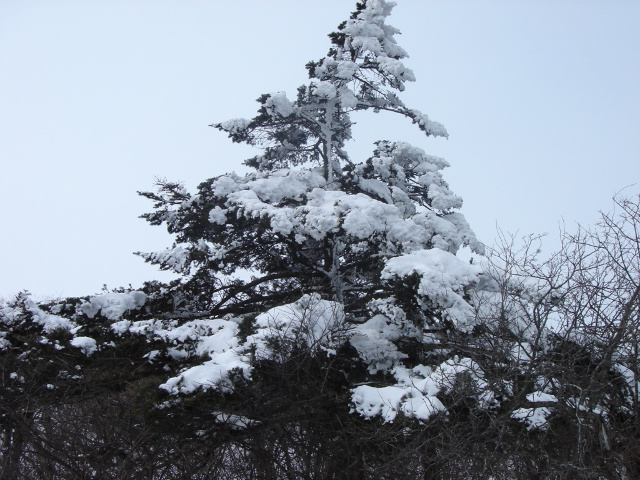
[2,1,639,478]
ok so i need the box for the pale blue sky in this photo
[1,1,639,299]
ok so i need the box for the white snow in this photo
[310,80,337,99]
[382,249,478,328]
[336,61,358,79]
[349,314,408,373]
[0,333,9,350]
[211,173,241,197]
[428,184,463,211]
[527,391,557,404]
[111,320,132,335]
[337,86,358,109]
[242,169,325,204]
[217,118,250,135]
[160,350,250,394]
[410,109,449,138]
[511,391,557,430]
[351,385,415,422]
[208,206,227,225]
[377,56,415,81]
[0,297,78,334]
[265,92,294,117]
[80,291,147,320]
[247,294,345,360]
[511,407,553,430]
[159,295,345,396]
[138,246,190,273]
[70,336,98,356]
[156,319,248,394]
[351,357,491,423]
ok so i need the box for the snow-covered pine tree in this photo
[4,3,640,477]
[136,0,485,420]
[0,2,495,477]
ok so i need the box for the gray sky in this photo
[1,1,639,299]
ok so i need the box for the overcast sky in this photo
[1,1,639,300]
